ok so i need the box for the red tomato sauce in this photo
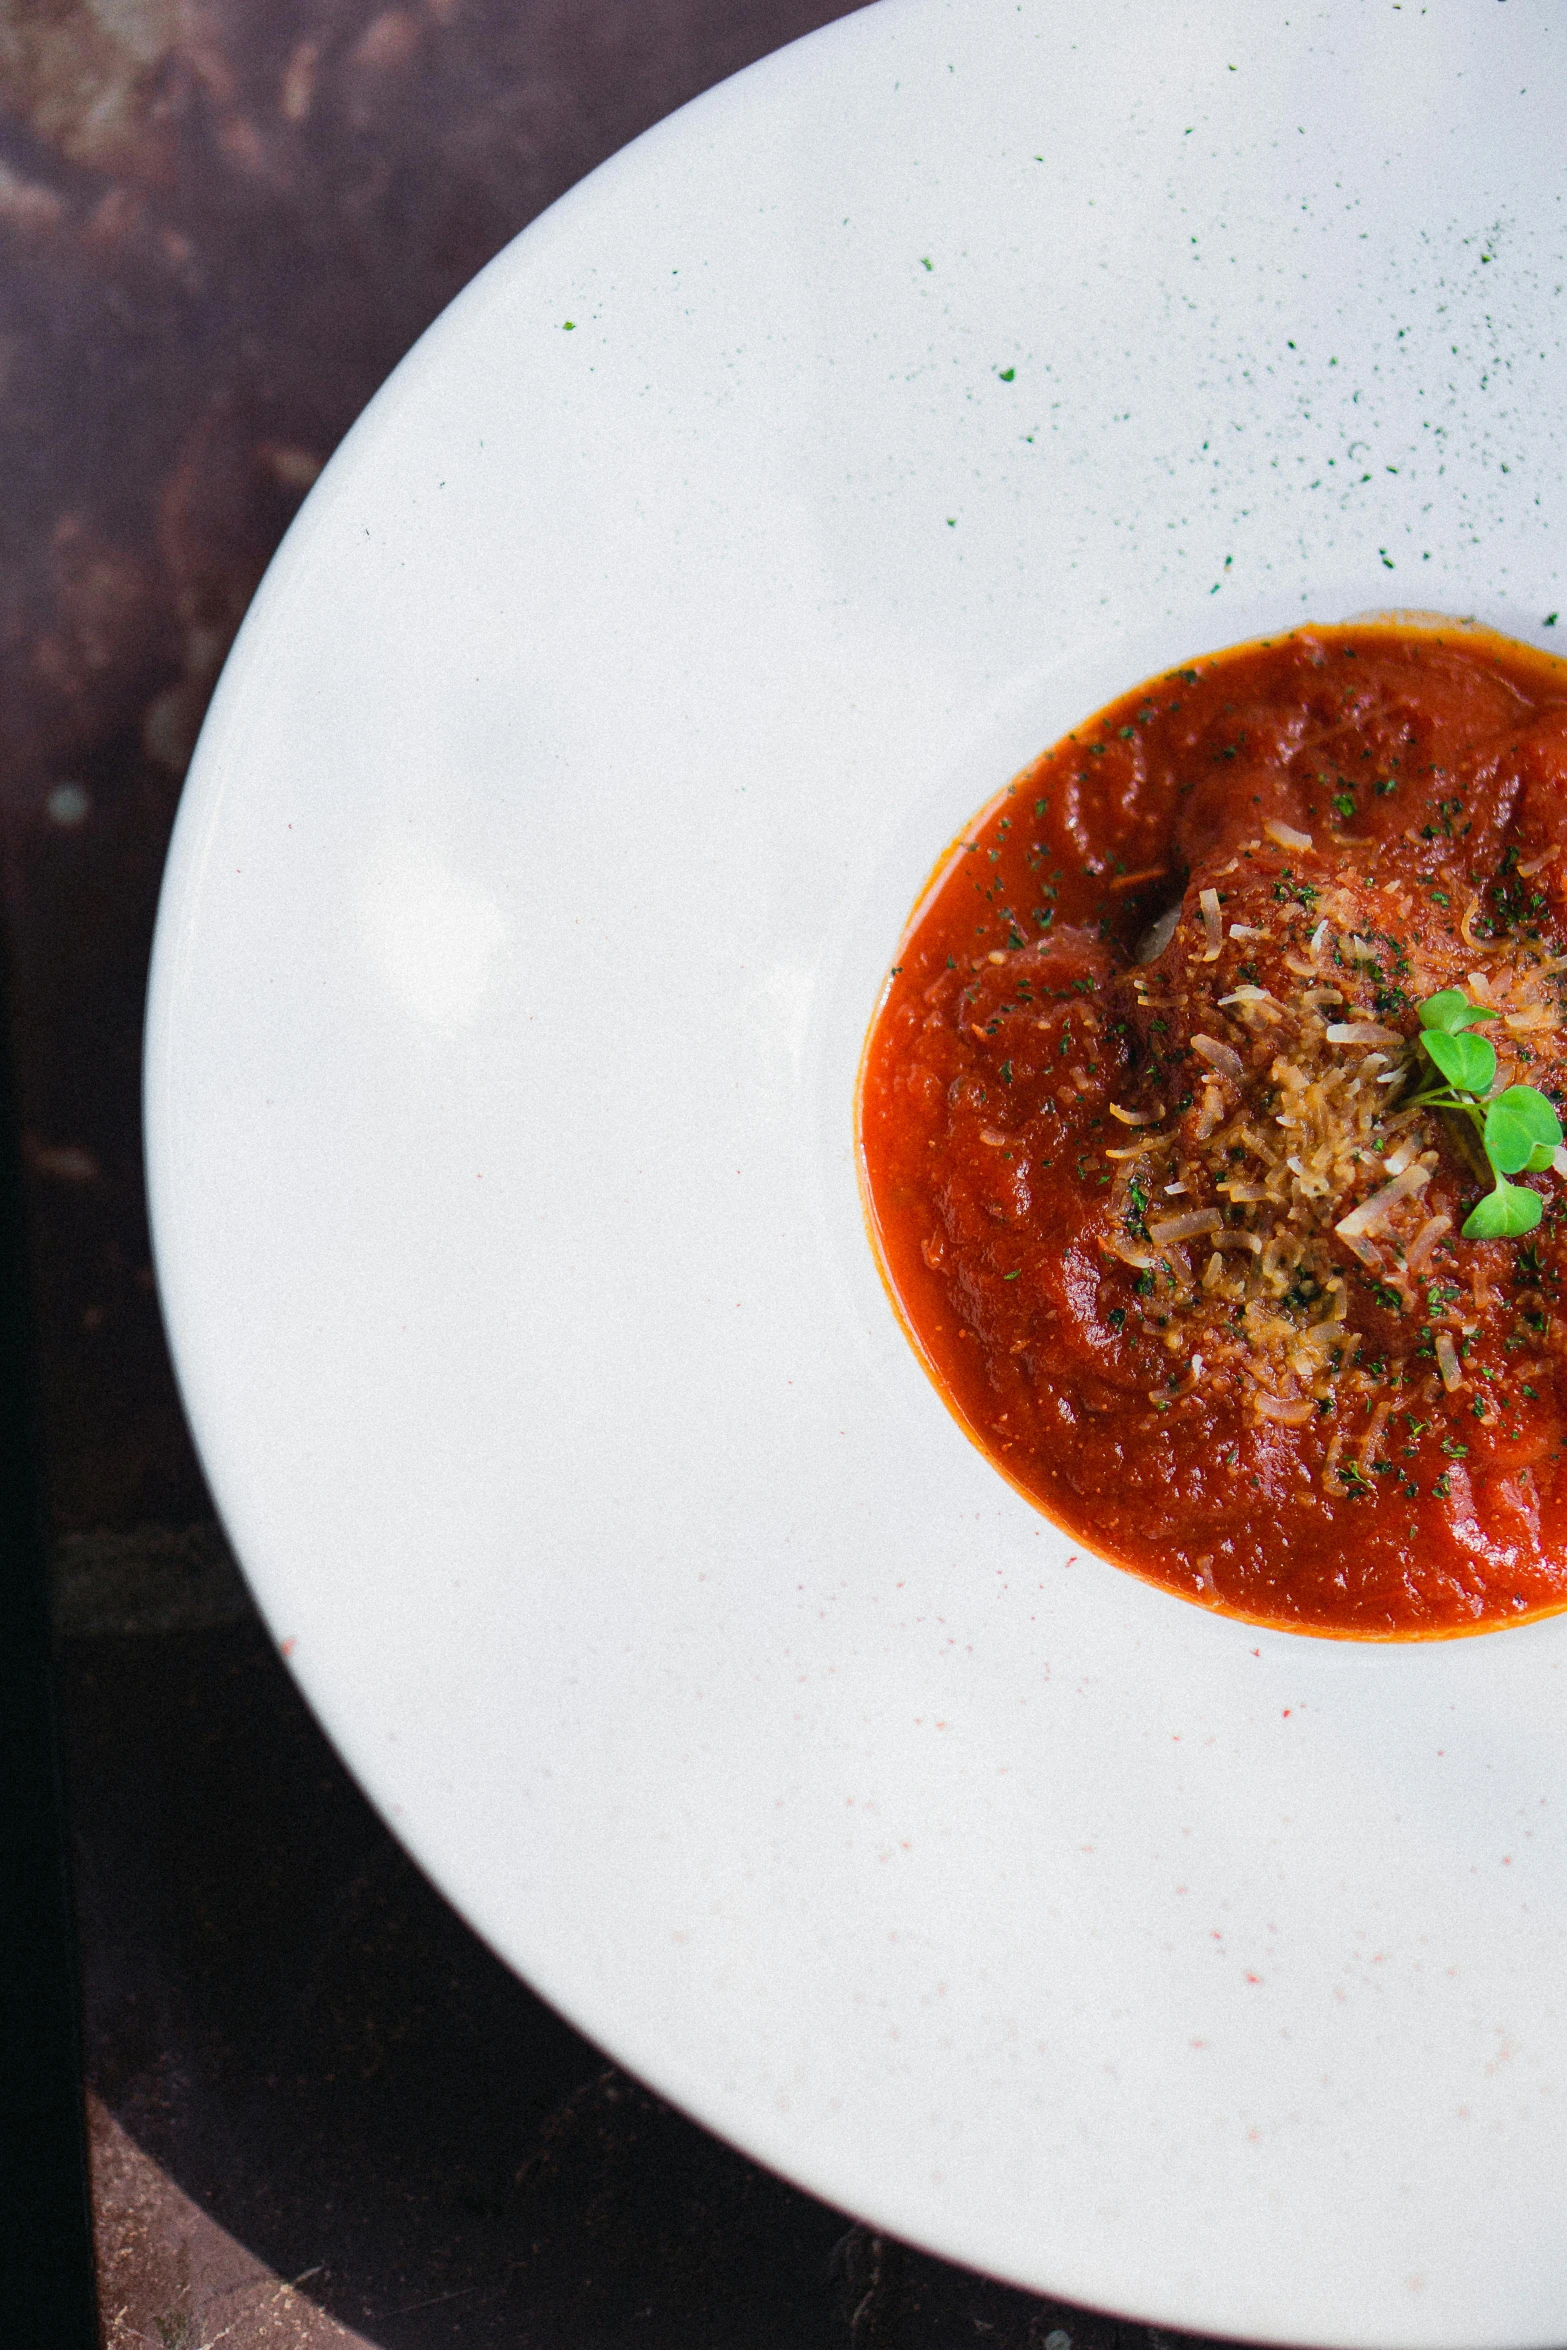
[858,623,1567,1637]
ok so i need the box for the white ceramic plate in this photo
[145,5,1567,2341]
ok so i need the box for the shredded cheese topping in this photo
[1106,843,1567,1442]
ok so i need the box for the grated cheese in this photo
[1102,840,1567,1443]
[1191,1033,1244,1082]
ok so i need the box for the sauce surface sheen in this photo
[858,623,1567,1637]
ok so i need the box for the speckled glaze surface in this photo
[146,4,1567,2341]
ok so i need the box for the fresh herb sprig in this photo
[1405,989,1563,1238]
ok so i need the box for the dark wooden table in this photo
[1,6,1229,2341]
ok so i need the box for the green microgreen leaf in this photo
[1504,1084,1560,1141]
[1463,1180,1544,1241]
[1483,1084,1563,1175]
[1419,989,1499,1034]
[1420,1026,1497,1094]
[1406,991,1562,1243]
